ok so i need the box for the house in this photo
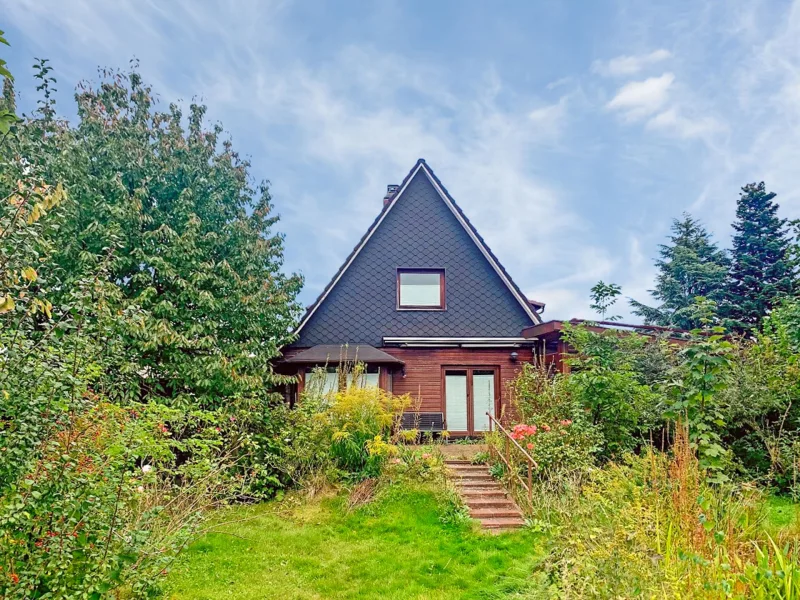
[279,159,547,435]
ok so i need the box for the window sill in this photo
[396,307,447,312]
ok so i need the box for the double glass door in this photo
[444,368,497,435]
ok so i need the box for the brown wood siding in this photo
[381,347,534,415]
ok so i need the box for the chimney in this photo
[383,184,399,206]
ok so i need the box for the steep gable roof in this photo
[293,159,542,344]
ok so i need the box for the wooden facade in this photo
[382,346,533,415]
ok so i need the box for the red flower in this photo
[9,573,19,584]
[542,424,551,432]
[526,442,534,450]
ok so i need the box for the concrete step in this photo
[447,465,489,472]
[453,473,494,481]
[458,483,506,497]
[464,498,517,509]
[446,458,525,532]
[444,460,473,465]
[479,517,526,529]
[458,482,504,491]
[470,507,523,519]
[460,491,508,501]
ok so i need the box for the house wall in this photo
[381,346,535,416]
[277,345,538,426]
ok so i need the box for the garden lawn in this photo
[764,495,800,536]
[165,484,545,600]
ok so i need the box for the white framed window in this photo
[304,365,381,396]
[397,269,445,309]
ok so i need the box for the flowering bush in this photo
[508,418,599,478]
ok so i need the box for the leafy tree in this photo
[667,298,732,482]
[21,66,304,408]
[0,57,305,597]
[722,298,800,490]
[631,214,728,330]
[723,182,796,331]
[590,280,622,322]
[562,323,663,458]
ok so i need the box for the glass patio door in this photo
[444,368,497,435]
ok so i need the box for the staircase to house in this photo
[444,460,526,531]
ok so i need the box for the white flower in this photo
[137,485,144,493]
[141,465,153,474]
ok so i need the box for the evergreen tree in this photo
[723,182,796,331]
[630,214,728,330]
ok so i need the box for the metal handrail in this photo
[486,412,538,505]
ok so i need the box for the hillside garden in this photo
[2,45,800,599]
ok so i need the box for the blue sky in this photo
[3,0,800,321]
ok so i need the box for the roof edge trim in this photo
[294,161,425,334]
[417,163,541,324]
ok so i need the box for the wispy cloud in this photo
[5,0,800,322]
[593,49,672,77]
[646,107,726,139]
[606,73,675,120]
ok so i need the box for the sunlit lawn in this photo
[164,485,545,600]
[764,495,800,536]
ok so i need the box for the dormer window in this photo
[397,268,445,310]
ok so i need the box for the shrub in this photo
[326,385,411,478]
[562,323,667,458]
[721,300,800,491]
[509,418,602,479]
[0,401,236,598]
[504,361,602,479]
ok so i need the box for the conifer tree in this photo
[630,214,728,330]
[724,182,796,331]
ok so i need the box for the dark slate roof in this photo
[291,160,539,348]
[281,344,404,364]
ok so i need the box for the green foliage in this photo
[631,214,730,330]
[589,280,622,322]
[0,54,303,596]
[724,182,797,331]
[562,322,666,458]
[505,362,602,477]
[722,298,800,491]
[668,309,733,481]
[742,536,800,599]
[43,68,301,408]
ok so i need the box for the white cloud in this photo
[593,49,672,77]
[606,73,675,120]
[646,107,726,139]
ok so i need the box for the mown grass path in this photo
[165,485,545,599]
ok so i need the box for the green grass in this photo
[165,484,545,600]
[765,495,800,535]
